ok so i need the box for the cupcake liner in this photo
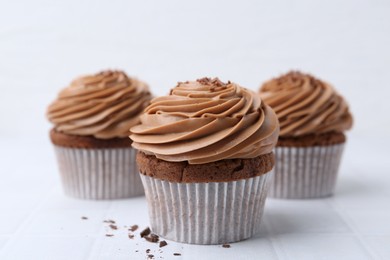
[54,146,144,199]
[269,144,345,199]
[140,171,273,245]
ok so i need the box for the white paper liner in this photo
[269,144,345,199]
[140,171,273,245]
[54,146,144,200]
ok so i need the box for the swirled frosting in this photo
[47,70,152,139]
[130,77,279,164]
[259,71,353,137]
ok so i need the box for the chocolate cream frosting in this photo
[259,71,353,137]
[130,77,279,164]
[47,70,151,139]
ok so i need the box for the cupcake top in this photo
[130,77,279,164]
[47,70,151,139]
[259,71,353,137]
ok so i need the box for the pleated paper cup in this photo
[54,146,144,200]
[140,171,273,245]
[269,144,345,199]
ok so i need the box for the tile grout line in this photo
[325,200,380,260]
[0,186,59,257]
[86,200,114,260]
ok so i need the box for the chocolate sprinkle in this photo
[140,227,151,238]
[159,240,168,248]
[103,220,116,224]
[173,253,181,256]
[105,234,114,237]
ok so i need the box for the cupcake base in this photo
[140,172,272,244]
[269,144,344,199]
[50,129,143,200]
[54,146,144,200]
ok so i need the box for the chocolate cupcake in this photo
[259,71,353,199]
[47,70,152,199]
[130,77,279,244]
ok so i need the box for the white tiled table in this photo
[0,136,389,260]
[1,0,390,258]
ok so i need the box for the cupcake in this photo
[47,70,152,199]
[130,77,279,244]
[259,71,353,199]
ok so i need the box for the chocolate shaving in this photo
[173,253,181,256]
[105,234,114,237]
[103,219,116,224]
[129,225,138,232]
[211,77,225,87]
[159,240,168,248]
[196,77,229,92]
[140,227,151,238]
[145,233,159,243]
[197,77,212,85]
[177,80,189,86]
[109,224,118,230]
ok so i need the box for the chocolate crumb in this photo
[140,227,151,238]
[103,220,116,224]
[129,225,139,232]
[159,240,168,248]
[109,224,118,230]
[146,249,151,253]
[105,234,114,237]
[222,244,231,248]
[145,233,159,243]
[81,216,88,220]
[135,250,138,252]
[173,253,181,256]
[128,234,134,239]
[147,254,154,259]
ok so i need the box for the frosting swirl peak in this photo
[130,77,279,164]
[259,71,353,137]
[47,70,151,139]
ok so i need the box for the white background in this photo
[0,0,389,259]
